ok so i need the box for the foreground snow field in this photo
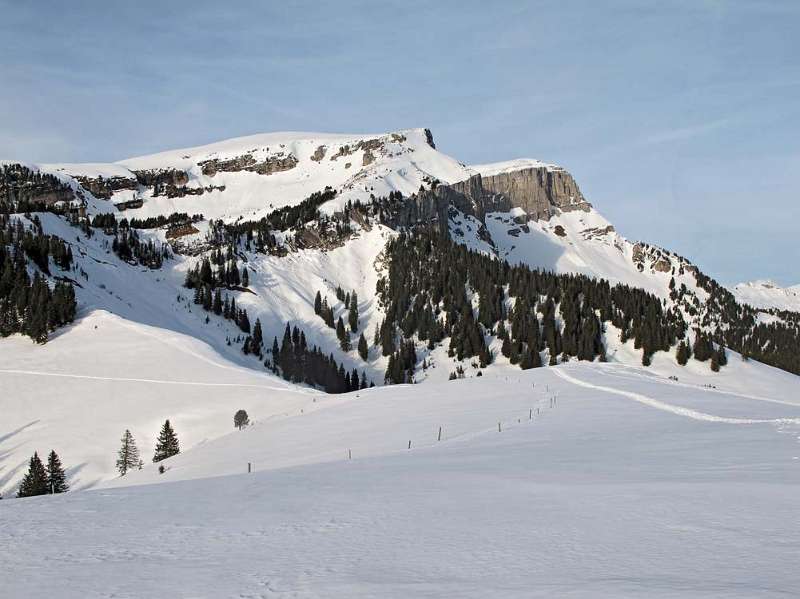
[3,360,799,598]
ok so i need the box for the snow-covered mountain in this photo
[3,127,800,597]
[733,280,800,312]
[2,126,800,498]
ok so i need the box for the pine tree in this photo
[314,290,322,315]
[46,450,68,493]
[153,419,180,463]
[116,429,142,476]
[716,344,728,367]
[252,318,263,351]
[212,289,222,315]
[348,292,359,332]
[241,267,249,288]
[337,316,351,351]
[17,452,49,497]
[357,332,368,360]
[676,341,689,366]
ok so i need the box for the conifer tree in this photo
[252,318,263,351]
[116,429,142,476]
[716,344,728,367]
[337,317,351,351]
[358,332,368,360]
[314,290,322,315]
[676,341,689,366]
[17,452,49,497]
[46,450,68,494]
[212,289,222,315]
[348,292,359,332]
[153,420,180,463]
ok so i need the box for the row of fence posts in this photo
[248,386,558,472]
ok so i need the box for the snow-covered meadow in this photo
[3,352,800,597]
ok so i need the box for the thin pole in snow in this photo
[438,426,442,441]
[529,408,532,420]
[408,440,412,449]
[247,462,251,473]
[348,449,352,460]
[498,421,502,433]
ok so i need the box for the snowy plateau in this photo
[2,128,800,598]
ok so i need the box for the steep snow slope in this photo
[734,280,800,312]
[3,363,799,597]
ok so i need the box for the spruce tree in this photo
[153,420,180,463]
[348,292,359,332]
[358,333,368,360]
[716,344,728,367]
[17,452,49,497]
[252,318,263,351]
[116,429,142,476]
[46,450,68,494]
[676,341,689,366]
[314,290,322,315]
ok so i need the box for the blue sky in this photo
[1,0,798,285]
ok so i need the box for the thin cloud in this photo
[643,119,731,145]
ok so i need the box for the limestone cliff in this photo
[388,166,590,229]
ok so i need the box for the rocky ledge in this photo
[199,153,298,177]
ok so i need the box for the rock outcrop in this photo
[132,168,189,187]
[199,153,298,176]
[479,167,591,221]
[75,175,138,200]
[0,163,75,207]
[385,166,591,230]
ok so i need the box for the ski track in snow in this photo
[0,368,301,393]
[552,368,800,425]
[592,363,800,408]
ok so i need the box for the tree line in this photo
[269,322,372,393]
[375,228,702,382]
[1,215,77,342]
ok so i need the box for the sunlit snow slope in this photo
[2,363,799,598]
[734,280,800,312]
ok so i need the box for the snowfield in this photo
[734,280,800,312]
[2,361,799,598]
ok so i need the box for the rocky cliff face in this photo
[387,166,590,230]
[479,167,590,220]
[132,168,190,187]
[0,163,75,207]
[74,175,138,200]
[198,153,298,176]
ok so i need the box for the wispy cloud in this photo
[643,118,731,145]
